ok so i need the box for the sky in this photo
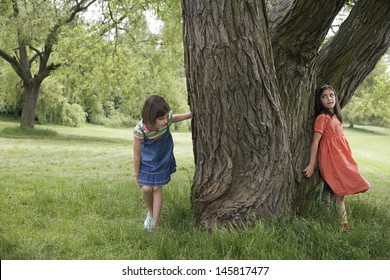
[144,10,164,35]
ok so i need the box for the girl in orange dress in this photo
[303,84,371,231]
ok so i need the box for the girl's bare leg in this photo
[336,195,350,231]
[152,186,163,228]
[142,186,154,217]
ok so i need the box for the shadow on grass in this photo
[1,126,58,138]
[0,126,130,144]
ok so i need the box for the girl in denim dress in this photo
[133,95,191,231]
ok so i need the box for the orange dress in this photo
[314,113,371,196]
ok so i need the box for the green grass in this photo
[0,120,389,260]
[344,125,390,201]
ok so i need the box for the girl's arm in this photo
[303,132,322,178]
[133,139,142,186]
[172,112,192,123]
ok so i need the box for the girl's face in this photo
[320,88,336,113]
[154,112,169,130]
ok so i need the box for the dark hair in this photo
[141,95,170,129]
[314,84,342,123]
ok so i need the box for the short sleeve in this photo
[167,111,173,127]
[314,114,327,134]
[133,122,144,140]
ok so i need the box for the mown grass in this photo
[0,120,389,260]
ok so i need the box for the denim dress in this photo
[138,124,176,187]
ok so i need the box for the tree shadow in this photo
[0,126,130,144]
[344,126,389,136]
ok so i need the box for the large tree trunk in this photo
[182,0,390,229]
[183,0,293,228]
[20,81,40,129]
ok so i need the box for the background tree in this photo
[343,56,390,128]
[0,0,189,129]
[182,0,390,228]
[0,0,98,129]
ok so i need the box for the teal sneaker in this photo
[143,215,153,231]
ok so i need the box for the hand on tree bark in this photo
[303,165,314,178]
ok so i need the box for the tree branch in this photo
[316,0,390,107]
[270,0,346,63]
[36,62,61,82]
[37,0,98,79]
[0,48,18,66]
[29,45,43,64]
[0,48,23,77]
[65,0,97,24]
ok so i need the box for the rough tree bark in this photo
[20,80,41,129]
[182,0,390,228]
[183,0,294,227]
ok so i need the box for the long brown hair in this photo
[314,84,342,123]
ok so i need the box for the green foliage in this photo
[35,78,86,127]
[48,2,188,127]
[0,120,389,260]
[0,62,23,116]
[15,0,57,44]
[343,57,390,127]
[0,0,59,63]
[63,103,87,127]
[1,0,189,129]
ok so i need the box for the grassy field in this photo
[0,119,389,260]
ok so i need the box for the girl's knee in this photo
[142,186,153,195]
[153,186,162,193]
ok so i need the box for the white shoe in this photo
[144,215,153,231]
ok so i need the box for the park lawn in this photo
[344,125,390,201]
[0,119,389,260]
